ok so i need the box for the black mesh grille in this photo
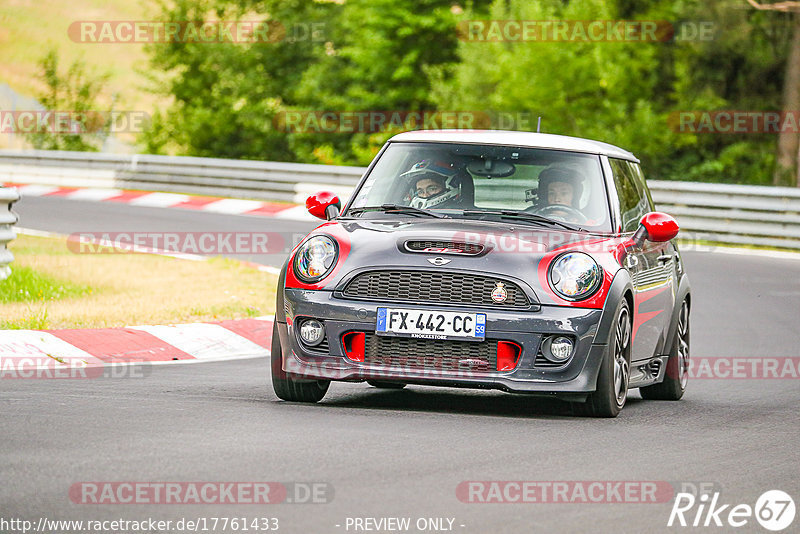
[405,240,484,254]
[534,352,567,368]
[313,336,330,353]
[362,334,497,372]
[342,270,529,307]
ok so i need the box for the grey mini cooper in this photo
[271,130,691,417]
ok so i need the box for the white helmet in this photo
[400,160,461,209]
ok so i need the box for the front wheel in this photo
[573,300,631,418]
[640,299,689,401]
[271,319,330,403]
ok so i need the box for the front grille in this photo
[405,240,484,255]
[343,270,530,307]
[362,334,498,372]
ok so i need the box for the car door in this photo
[631,162,678,357]
[609,159,672,363]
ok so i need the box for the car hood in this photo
[289,217,628,308]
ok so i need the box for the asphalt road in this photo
[14,195,319,268]
[2,195,799,533]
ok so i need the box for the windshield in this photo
[346,142,612,232]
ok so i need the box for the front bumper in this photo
[279,288,609,396]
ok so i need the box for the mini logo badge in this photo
[491,282,508,303]
[427,257,451,266]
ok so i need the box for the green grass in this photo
[5,234,276,329]
[0,265,93,304]
[0,308,49,330]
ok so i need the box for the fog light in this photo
[543,335,574,362]
[300,319,324,346]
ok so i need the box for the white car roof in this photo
[388,130,639,162]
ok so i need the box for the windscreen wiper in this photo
[347,204,447,219]
[461,209,581,231]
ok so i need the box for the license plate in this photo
[376,308,486,342]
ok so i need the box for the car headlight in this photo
[548,252,602,301]
[293,235,338,283]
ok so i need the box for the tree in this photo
[139,0,796,186]
[141,0,466,164]
[282,0,464,165]
[141,0,338,160]
[28,50,109,151]
[429,0,677,171]
[433,0,796,185]
[746,1,800,187]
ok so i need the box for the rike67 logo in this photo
[668,490,795,531]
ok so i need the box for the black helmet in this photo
[536,163,585,208]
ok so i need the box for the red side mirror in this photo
[306,191,341,220]
[639,212,679,243]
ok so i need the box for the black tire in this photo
[573,300,631,418]
[271,319,330,403]
[640,299,689,401]
[367,381,406,389]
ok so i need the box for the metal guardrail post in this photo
[0,186,20,280]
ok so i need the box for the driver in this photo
[531,163,587,224]
[414,174,445,200]
[400,160,462,209]
[545,179,576,207]
[538,164,584,209]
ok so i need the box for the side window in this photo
[610,158,650,232]
[630,162,655,211]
